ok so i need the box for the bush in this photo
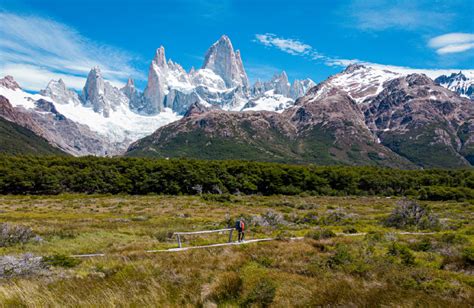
[242,277,276,307]
[440,233,468,245]
[250,211,288,228]
[305,228,336,240]
[154,230,173,242]
[387,242,416,266]
[0,223,37,247]
[327,244,353,268]
[384,199,440,230]
[0,253,45,278]
[343,226,358,234]
[462,247,474,266]
[43,254,81,268]
[208,272,243,303]
[411,238,432,252]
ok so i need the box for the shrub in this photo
[305,228,336,240]
[275,230,292,241]
[0,253,46,278]
[387,242,416,266]
[343,226,358,234]
[462,247,474,266]
[327,244,353,268]
[440,233,468,245]
[364,231,385,242]
[384,199,440,230]
[43,254,81,268]
[250,211,288,228]
[208,272,243,303]
[319,209,353,225]
[242,277,276,307]
[154,230,173,242]
[0,223,37,247]
[411,238,432,252]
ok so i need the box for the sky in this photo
[0,0,473,91]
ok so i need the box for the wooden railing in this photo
[173,228,234,248]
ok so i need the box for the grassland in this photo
[0,194,472,306]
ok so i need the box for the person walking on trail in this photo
[235,218,245,242]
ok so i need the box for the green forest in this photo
[0,155,472,200]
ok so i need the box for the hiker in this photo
[235,218,245,242]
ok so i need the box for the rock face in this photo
[142,47,168,114]
[127,82,414,168]
[82,67,129,117]
[264,71,290,97]
[137,36,309,115]
[364,73,473,167]
[290,78,316,100]
[40,79,81,106]
[0,85,119,156]
[121,78,143,111]
[0,76,21,90]
[0,96,66,155]
[202,35,249,88]
[435,72,474,100]
[127,66,474,169]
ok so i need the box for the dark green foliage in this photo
[343,226,358,234]
[201,193,233,202]
[0,117,66,156]
[242,277,276,307]
[306,228,336,240]
[387,242,416,266]
[327,244,353,268]
[410,238,433,252]
[0,156,472,200]
[43,254,81,268]
[462,247,474,266]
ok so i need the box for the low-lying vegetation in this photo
[0,194,471,306]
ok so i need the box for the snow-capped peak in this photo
[40,78,81,106]
[82,66,130,117]
[326,64,401,103]
[202,35,249,88]
[435,72,473,100]
[0,75,21,90]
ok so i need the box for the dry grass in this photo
[0,194,472,306]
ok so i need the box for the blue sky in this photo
[1,0,473,91]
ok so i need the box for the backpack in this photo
[235,220,241,230]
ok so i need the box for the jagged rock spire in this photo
[143,47,168,114]
[82,66,129,117]
[202,35,249,88]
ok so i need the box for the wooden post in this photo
[177,234,182,248]
[228,229,233,242]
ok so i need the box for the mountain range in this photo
[0,35,473,168]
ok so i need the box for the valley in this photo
[0,194,472,306]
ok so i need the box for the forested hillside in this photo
[0,118,66,156]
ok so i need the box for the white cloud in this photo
[253,32,474,80]
[0,12,143,91]
[428,33,474,55]
[346,0,453,31]
[255,33,312,55]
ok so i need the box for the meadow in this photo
[0,194,472,306]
